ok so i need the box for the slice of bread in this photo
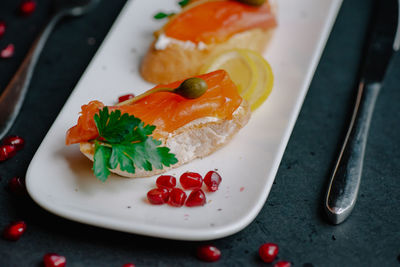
[140,28,275,84]
[140,0,277,84]
[79,100,250,178]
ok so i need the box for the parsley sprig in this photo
[92,107,178,182]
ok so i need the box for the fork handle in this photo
[325,81,381,224]
[0,13,63,139]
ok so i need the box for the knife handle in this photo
[325,81,381,224]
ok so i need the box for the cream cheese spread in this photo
[155,33,207,50]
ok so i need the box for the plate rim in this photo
[25,0,343,241]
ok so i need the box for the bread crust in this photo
[79,100,250,178]
[140,28,275,84]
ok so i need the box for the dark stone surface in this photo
[0,0,399,266]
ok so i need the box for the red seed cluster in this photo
[185,189,206,207]
[196,245,221,262]
[8,176,26,195]
[147,170,222,207]
[0,21,6,39]
[156,175,176,189]
[180,172,203,190]
[204,171,222,191]
[0,135,24,162]
[259,243,279,263]
[168,188,187,207]
[19,0,37,16]
[147,188,169,205]
[259,243,291,266]
[274,261,291,267]
[43,253,66,267]
[3,221,27,241]
[118,93,135,103]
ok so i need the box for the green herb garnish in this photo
[92,107,178,182]
[178,0,190,7]
[154,12,175,19]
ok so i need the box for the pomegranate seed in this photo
[3,221,27,241]
[0,44,14,58]
[168,188,187,207]
[204,171,222,192]
[185,189,206,207]
[118,94,135,103]
[0,144,17,161]
[0,21,6,39]
[122,264,135,267]
[2,135,25,151]
[147,188,169,204]
[43,253,66,267]
[19,0,37,16]
[8,176,26,195]
[196,245,221,262]
[259,243,279,263]
[156,175,176,189]
[180,172,203,190]
[274,261,291,267]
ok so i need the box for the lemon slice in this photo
[201,49,274,111]
[201,50,259,100]
[244,50,274,110]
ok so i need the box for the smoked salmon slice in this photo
[66,70,243,145]
[163,0,277,44]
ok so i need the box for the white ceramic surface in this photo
[26,0,343,241]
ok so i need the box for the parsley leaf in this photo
[93,141,112,182]
[92,107,178,181]
[178,0,190,7]
[154,12,175,19]
[94,108,141,144]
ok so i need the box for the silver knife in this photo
[325,0,400,224]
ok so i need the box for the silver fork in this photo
[0,0,100,139]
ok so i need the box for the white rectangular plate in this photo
[26,0,343,241]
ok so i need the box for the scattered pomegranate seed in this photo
[259,243,279,263]
[8,176,26,195]
[185,189,206,207]
[196,245,221,262]
[0,144,17,161]
[274,261,291,267]
[156,175,176,189]
[204,171,222,192]
[180,172,203,190]
[0,21,6,39]
[3,221,27,241]
[118,94,135,103]
[43,253,66,267]
[2,135,25,151]
[168,188,187,207]
[122,263,135,267]
[19,0,37,16]
[0,44,15,58]
[147,188,169,204]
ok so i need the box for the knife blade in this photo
[325,0,400,224]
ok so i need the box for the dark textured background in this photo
[0,0,399,266]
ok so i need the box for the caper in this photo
[117,77,208,106]
[173,77,208,99]
[236,0,266,6]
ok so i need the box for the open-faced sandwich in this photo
[66,70,250,181]
[140,0,277,84]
